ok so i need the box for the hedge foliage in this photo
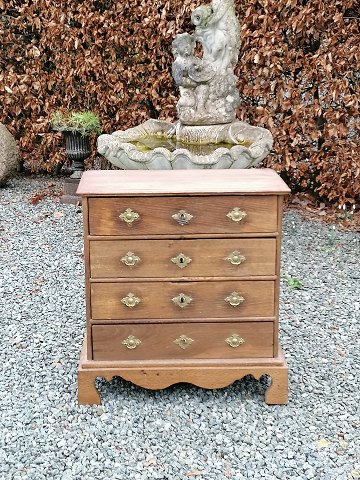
[1,0,359,203]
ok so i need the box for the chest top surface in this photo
[77,169,290,197]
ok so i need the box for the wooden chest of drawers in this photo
[77,169,290,405]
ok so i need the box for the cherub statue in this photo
[171,0,240,124]
[192,0,240,71]
[191,5,224,68]
[171,33,197,92]
[172,32,214,116]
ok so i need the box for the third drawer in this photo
[90,280,275,320]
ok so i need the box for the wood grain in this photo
[77,169,291,196]
[91,322,274,360]
[88,195,278,236]
[77,169,289,405]
[81,198,93,358]
[89,238,277,278]
[273,195,285,357]
[91,280,275,320]
[78,338,288,405]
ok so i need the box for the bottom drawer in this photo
[92,322,274,360]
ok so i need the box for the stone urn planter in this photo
[51,111,101,204]
[63,130,91,179]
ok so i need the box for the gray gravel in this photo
[0,174,359,480]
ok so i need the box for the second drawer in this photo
[91,280,275,320]
[90,238,277,278]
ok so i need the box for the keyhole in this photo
[180,296,185,303]
[180,213,185,221]
[180,257,184,264]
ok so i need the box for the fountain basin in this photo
[97,119,273,170]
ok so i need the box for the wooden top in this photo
[77,169,290,196]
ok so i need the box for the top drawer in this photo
[87,195,278,236]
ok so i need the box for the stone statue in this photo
[171,33,214,116]
[173,0,240,125]
[96,0,274,170]
[192,0,240,70]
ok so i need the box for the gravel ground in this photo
[0,174,359,480]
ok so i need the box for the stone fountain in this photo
[97,0,273,169]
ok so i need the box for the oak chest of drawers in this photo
[77,169,290,404]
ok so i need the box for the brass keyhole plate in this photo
[172,293,193,308]
[171,253,192,269]
[172,210,194,226]
[174,335,194,350]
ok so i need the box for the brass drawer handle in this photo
[171,253,192,269]
[122,335,141,349]
[227,207,247,223]
[121,292,141,308]
[225,251,246,265]
[225,291,245,307]
[174,335,194,350]
[119,208,140,224]
[172,293,193,308]
[225,334,245,348]
[172,210,193,225]
[121,251,141,266]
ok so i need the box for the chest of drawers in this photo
[77,169,290,405]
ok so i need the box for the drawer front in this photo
[88,196,277,236]
[91,281,275,320]
[90,238,277,278]
[92,322,274,360]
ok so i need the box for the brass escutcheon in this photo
[121,251,141,267]
[119,208,140,224]
[172,210,193,226]
[225,291,245,307]
[225,251,246,266]
[174,334,194,350]
[121,292,141,308]
[122,335,141,350]
[171,253,192,269]
[172,293,193,308]
[227,207,247,223]
[225,333,245,348]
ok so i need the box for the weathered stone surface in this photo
[97,0,274,171]
[172,0,240,125]
[97,119,273,170]
[0,124,19,186]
